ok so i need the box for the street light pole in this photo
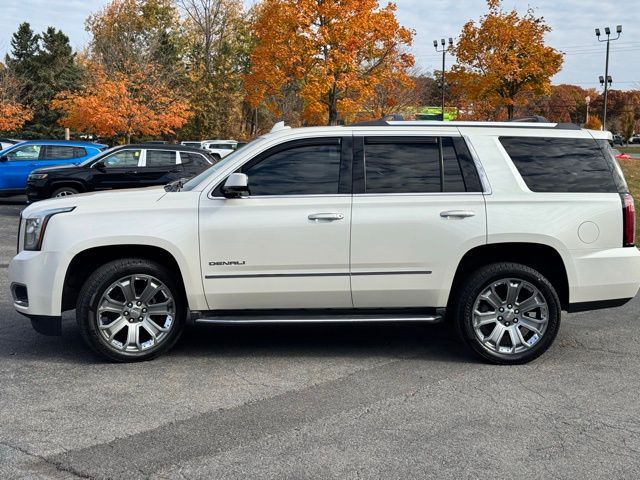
[595,25,622,130]
[433,37,453,121]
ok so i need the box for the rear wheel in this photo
[51,186,80,198]
[452,262,561,364]
[76,258,185,362]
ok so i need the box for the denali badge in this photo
[209,260,246,266]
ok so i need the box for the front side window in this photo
[101,150,141,169]
[145,150,176,167]
[243,142,341,196]
[6,145,41,161]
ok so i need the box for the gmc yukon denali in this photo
[9,120,640,363]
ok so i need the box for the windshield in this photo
[181,136,268,191]
[79,146,119,165]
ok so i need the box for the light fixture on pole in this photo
[595,25,622,130]
[433,37,453,121]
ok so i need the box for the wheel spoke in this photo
[517,294,544,314]
[125,323,140,350]
[508,327,524,350]
[102,316,128,340]
[141,319,159,339]
[99,297,125,314]
[486,324,506,346]
[481,288,502,309]
[147,301,172,316]
[118,277,137,302]
[474,310,497,327]
[139,280,162,304]
[506,280,522,305]
[518,318,542,335]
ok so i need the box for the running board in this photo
[192,310,444,325]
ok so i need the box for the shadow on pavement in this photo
[0,315,475,365]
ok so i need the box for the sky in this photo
[0,0,639,91]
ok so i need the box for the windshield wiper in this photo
[164,178,188,192]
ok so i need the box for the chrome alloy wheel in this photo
[54,189,76,197]
[472,278,549,355]
[96,274,176,353]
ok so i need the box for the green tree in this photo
[4,23,83,137]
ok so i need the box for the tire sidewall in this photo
[77,259,185,362]
[457,263,561,364]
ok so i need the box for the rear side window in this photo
[145,150,176,167]
[499,137,619,193]
[44,146,77,160]
[73,147,87,158]
[362,137,482,194]
[180,152,211,166]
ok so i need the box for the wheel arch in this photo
[62,245,187,312]
[50,179,87,194]
[449,242,570,310]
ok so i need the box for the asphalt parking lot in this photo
[1,197,640,479]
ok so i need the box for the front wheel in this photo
[452,262,561,364]
[51,186,80,198]
[76,258,185,362]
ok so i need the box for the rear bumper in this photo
[569,247,640,304]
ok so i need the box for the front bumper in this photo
[9,250,67,321]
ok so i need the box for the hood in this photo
[22,186,167,218]
[31,163,84,174]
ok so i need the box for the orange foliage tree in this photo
[451,0,563,120]
[245,0,415,126]
[51,63,190,142]
[0,64,33,132]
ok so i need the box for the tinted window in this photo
[145,150,176,167]
[365,140,441,193]
[244,142,341,196]
[6,145,41,161]
[208,143,235,150]
[44,146,76,160]
[500,137,619,193]
[443,141,467,192]
[102,150,141,169]
[180,152,210,166]
[73,147,87,158]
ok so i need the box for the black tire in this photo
[76,258,185,362]
[51,186,80,198]
[451,262,561,365]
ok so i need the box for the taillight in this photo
[622,193,636,247]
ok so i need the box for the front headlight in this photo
[23,207,75,251]
[29,173,48,180]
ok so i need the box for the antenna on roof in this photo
[270,121,291,133]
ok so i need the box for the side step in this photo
[192,309,444,325]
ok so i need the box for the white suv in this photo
[9,120,640,363]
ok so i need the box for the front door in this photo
[0,144,43,191]
[350,134,487,308]
[199,137,353,310]
[92,149,143,190]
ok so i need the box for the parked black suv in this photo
[26,144,216,201]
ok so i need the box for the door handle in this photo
[125,170,137,175]
[308,213,344,222]
[440,210,476,219]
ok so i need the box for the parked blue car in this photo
[0,140,108,196]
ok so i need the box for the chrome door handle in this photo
[308,213,344,222]
[440,210,476,219]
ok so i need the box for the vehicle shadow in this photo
[0,316,475,365]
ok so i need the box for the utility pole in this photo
[595,25,622,130]
[433,37,453,121]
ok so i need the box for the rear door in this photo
[350,132,487,308]
[138,149,181,186]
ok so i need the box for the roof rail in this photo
[509,116,549,122]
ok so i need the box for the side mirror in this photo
[221,173,250,198]
[93,160,106,171]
